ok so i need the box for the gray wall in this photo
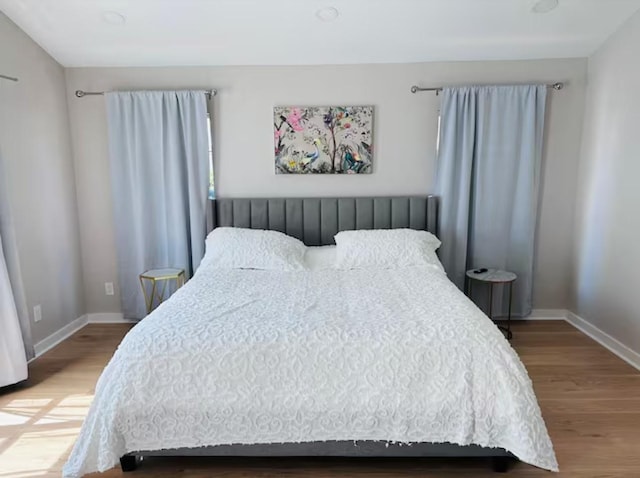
[0,13,85,343]
[573,10,640,353]
[65,59,587,315]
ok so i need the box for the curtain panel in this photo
[0,234,29,386]
[0,150,32,386]
[106,91,210,319]
[435,85,547,317]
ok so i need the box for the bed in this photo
[62,196,557,477]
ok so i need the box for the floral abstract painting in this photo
[274,106,373,174]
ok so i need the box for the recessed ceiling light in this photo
[316,7,339,22]
[532,0,559,14]
[101,11,126,26]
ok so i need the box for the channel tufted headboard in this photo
[211,196,438,246]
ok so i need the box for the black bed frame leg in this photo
[120,454,137,472]
[492,456,510,473]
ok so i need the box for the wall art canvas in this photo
[274,106,373,174]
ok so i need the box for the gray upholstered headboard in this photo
[211,196,438,246]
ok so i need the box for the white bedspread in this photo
[63,263,558,476]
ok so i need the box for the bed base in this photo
[120,442,515,473]
[119,455,137,472]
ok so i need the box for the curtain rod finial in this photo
[75,90,85,98]
[410,86,418,94]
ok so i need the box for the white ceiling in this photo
[2,0,640,67]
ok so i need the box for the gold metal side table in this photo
[139,268,185,315]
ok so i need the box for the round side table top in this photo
[466,268,517,283]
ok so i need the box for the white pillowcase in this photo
[304,246,337,271]
[204,227,306,271]
[334,228,443,271]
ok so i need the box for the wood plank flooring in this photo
[1,321,639,477]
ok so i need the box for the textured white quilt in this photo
[63,263,558,477]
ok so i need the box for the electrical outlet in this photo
[33,305,42,322]
[105,282,115,296]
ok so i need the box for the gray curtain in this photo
[435,85,547,317]
[106,91,210,319]
[0,148,34,368]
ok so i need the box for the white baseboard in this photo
[31,314,88,361]
[87,312,133,323]
[528,309,640,371]
[566,311,640,371]
[30,312,135,362]
[491,309,566,320]
[529,309,568,320]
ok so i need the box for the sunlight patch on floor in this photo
[0,410,31,426]
[35,394,93,425]
[0,469,50,478]
[0,394,93,477]
[0,398,53,427]
[4,398,53,408]
[0,426,80,476]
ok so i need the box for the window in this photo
[207,114,215,199]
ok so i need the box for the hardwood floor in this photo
[1,321,640,477]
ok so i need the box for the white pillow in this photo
[304,245,337,271]
[204,227,306,271]
[334,228,443,271]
